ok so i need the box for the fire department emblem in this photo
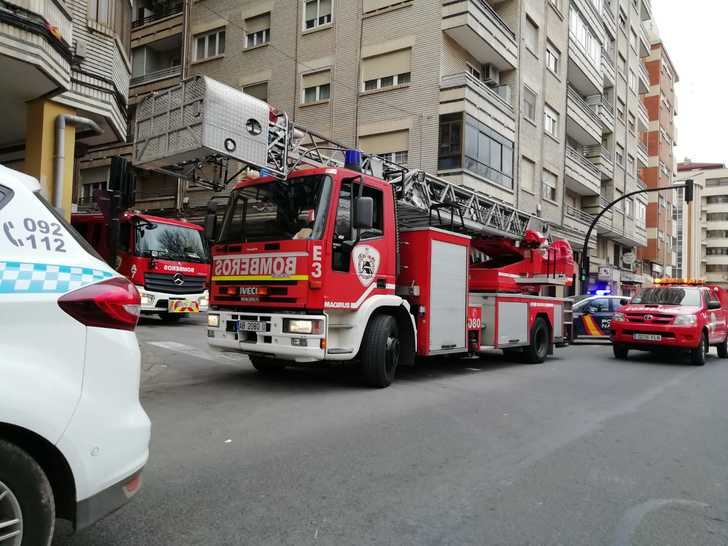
[353,245,380,287]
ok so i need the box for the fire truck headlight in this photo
[674,314,697,326]
[199,296,209,308]
[284,319,322,335]
[207,314,220,328]
[139,290,154,306]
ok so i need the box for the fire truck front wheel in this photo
[716,336,728,358]
[690,332,708,366]
[521,317,550,364]
[158,312,183,323]
[613,343,629,359]
[360,315,400,388]
[249,356,288,374]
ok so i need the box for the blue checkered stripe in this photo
[0,261,114,294]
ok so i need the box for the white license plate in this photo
[633,333,662,341]
[239,320,267,333]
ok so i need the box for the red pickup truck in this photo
[610,281,728,365]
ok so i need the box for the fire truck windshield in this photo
[136,221,209,263]
[635,287,702,306]
[218,174,331,243]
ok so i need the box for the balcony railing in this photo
[602,49,615,69]
[567,86,601,127]
[131,2,184,28]
[639,61,650,83]
[441,72,513,112]
[566,145,600,177]
[475,0,515,38]
[566,205,595,225]
[130,65,182,86]
[638,141,648,156]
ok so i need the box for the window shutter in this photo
[361,48,411,81]
[359,130,409,155]
[302,70,331,88]
[245,12,270,33]
[363,0,397,12]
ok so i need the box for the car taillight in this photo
[58,277,141,331]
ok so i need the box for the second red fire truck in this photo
[134,76,575,386]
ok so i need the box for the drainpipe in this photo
[54,114,103,210]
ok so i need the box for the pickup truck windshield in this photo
[136,221,209,262]
[636,287,701,306]
[218,175,331,243]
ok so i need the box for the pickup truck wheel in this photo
[521,317,549,364]
[717,336,728,358]
[360,315,400,388]
[0,440,55,546]
[690,333,707,366]
[613,343,629,359]
[250,356,287,374]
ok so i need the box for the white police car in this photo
[0,166,150,543]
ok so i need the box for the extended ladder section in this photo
[134,76,540,240]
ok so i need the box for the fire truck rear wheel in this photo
[250,356,287,374]
[717,336,728,358]
[522,317,549,364]
[690,333,708,366]
[360,315,400,388]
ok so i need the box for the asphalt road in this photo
[54,316,728,545]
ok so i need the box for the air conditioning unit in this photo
[483,63,500,87]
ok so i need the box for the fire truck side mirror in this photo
[204,210,218,242]
[354,196,374,230]
[708,300,721,310]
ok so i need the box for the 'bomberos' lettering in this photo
[214,255,297,278]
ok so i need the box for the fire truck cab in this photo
[72,212,210,321]
[611,279,728,365]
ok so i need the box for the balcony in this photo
[132,2,183,28]
[588,96,615,133]
[640,0,652,22]
[566,87,602,146]
[440,73,515,141]
[636,140,649,166]
[638,61,650,94]
[602,6,616,39]
[602,50,615,86]
[567,36,603,97]
[564,205,596,238]
[442,0,517,70]
[582,196,615,233]
[565,145,601,196]
[638,100,649,130]
[638,23,651,57]
[585,145,614,181]
[130,65,182,87]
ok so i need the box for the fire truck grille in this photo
[144,272,205,295]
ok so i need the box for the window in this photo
[361,48,412,92]
[707,178,728,187]
[463,115,514,188]
[628,70,637,92]
[438,114,463,170]
[243,82,268,102]
[549,0,562,10]
[524,16,539,54]
[194,28,226,61]
[88,0,131,53]
[542,169,557,201]
[521,156,536,193]
[630,28,638,50]
[544,104,559,137]
[245,13,270,48]
[617,53,627,75]
[628,111,636,133]
[615,189,624,211]
[707,213,728,222]
[618,8,627,29]
[569,7,601,66]
[332,180,383,271]
[466,62,481,80]
[627,154,635,174]
[625,197,633,217]
[359,130,409,166]
[302,70,331,103]
[545,43,560,75]
[523,86,537,122]
[707,230,728,238]
[707,196,728,204]
[80,181,107,205]
[616,143,624,165]
[617,97,625,120]
[304,0,332,30]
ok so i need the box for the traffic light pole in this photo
[579,181,693,295]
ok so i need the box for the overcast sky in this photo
[651,1,726,165]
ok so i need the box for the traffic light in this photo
[579,256,590,283]
[684,179,694,203]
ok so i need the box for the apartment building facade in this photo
[677,162,728,286]
[0,0,132,217]
[77,0,187,213]
[110,0,661,294]
[636,24,678,280]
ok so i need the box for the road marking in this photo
[612,498,710,546]
[147,341,247,365]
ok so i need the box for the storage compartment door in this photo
[497,302,528,346]
[429,240,467,352]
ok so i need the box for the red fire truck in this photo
[133,76,574,385]
[72,211,210,321]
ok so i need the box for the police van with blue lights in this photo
[0,165,150,543]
